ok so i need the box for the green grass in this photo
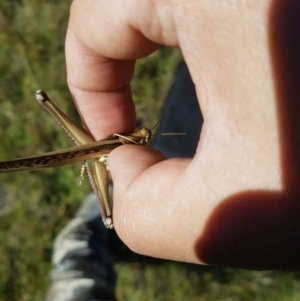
[0,1,299,301]
[116,264,300,301]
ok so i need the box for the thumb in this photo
[107,145,196,261]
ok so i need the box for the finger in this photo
[66,0,160,139]
[66,31,136,139]
[108,146,200,262]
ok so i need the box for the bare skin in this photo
[66,0,300,269]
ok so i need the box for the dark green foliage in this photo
[0,1,299,301]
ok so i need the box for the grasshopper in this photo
[0,90,152,229]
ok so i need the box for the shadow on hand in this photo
[195,0,300,270]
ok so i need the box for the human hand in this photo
[66,0,300,269]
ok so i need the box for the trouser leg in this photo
[45,194,117,301]
[151,62,203,158]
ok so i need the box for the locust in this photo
[0,90,152,229]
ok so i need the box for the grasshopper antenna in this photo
[151,132,186,137]
[149,113,186,136]
[149,112,167,132]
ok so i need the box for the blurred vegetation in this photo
[0,1,299,301]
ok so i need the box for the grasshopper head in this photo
[115,127,152,145]
[138,127,151,145]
